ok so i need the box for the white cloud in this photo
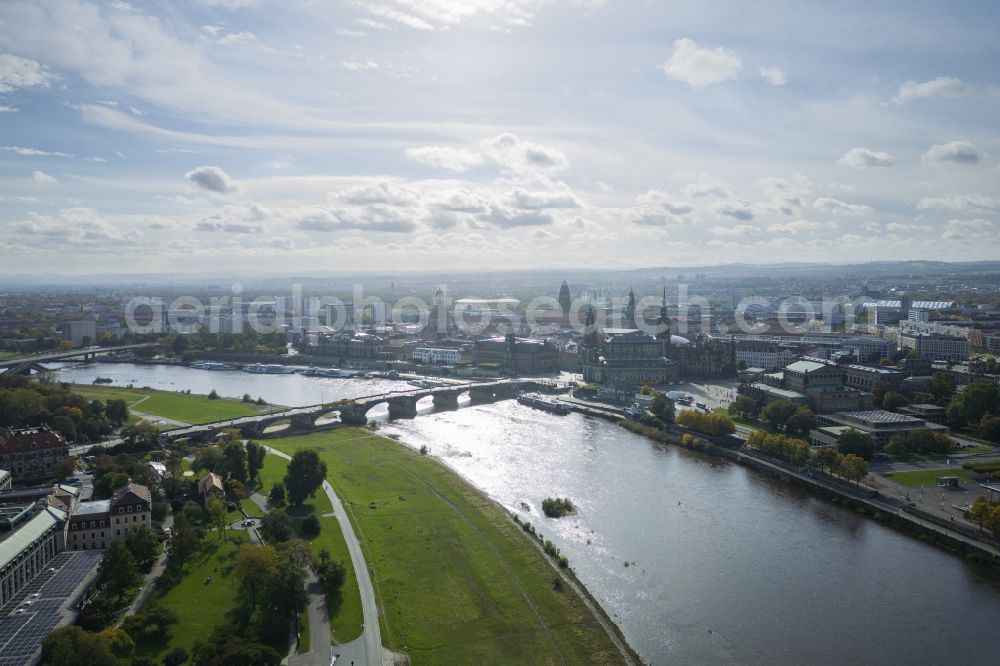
[340,60,380,71]
[916,194,998,213]
[710,224,760,236]
[336,181,419,207]
[217,31,256,46]
[0,54,52,93]
[185,165,238,193]
[481,133,568,172]
[837,147,897,168]
[684,182,732,199]
[635,190,694,215]
[767,219,836,234]
[922,140,982,165]
[713,201,754,221]
[504,187,581,209]
[813,197,873,215]
[201,25,223,37]
[336,28,367,37]
[264,154,293,169]
[660,38,742,88]
[366,5,435,31]
[32,170,58,184]
[759,66,786,86]
[1,146,74,157]
[405,146,484,172]
[891,76,971,105]
[941,218,994,240]
[195,0,258,8]
[0,105,18,113]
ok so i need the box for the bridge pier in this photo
[290,413,317,431]
[469,386,496,403]
[387,396,418,419]
[339,404,369,426]
[432,391,460,409]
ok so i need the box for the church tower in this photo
[624,288,637,329]
[659,286,672,358]
[558,280,571,317]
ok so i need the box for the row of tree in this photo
[675,410,736,436]
[745,430,870,484]
[968,497,1000,536]
[0,375,128,441]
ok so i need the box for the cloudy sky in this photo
[1,0,998,274]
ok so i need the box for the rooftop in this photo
[73,499,111,516]
[785,360,828,374]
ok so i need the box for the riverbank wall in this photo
[563,400,1000,565]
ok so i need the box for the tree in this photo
[268,482,286,507]
[969,496,992,532]
[98,542,140,602]
[949,382,1000,427]
[99,628,135,663]
[928,372,956,405]
[283,449,327,506]
[124,525,159,572]
[246,441,266,481]
[839,453,869,486]
[729,396,758,418]
[301,515,321,537]
[260,509,293,543]
[811,446,839,473]
[192,445,225,475]
[40,626,123,666]
[650,392,674,423]
[235,543,278,609]
[978,414,1000,445]
[314,547,347,595]
[882,390,908,412]
[263,555,309,623]
[207,495,227,537]
[164,647,189,666]
[836,428,875,460]
[121,603,178,642]
[168,512,200,565]
[208,389,219,400]
[786,407,816,437]
[222,440,248,483]
[761,400,798,432]
[736,359,748,372]
[54,455,77,480]
[171,335,189,355]
[105,399,129,424]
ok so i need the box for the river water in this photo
[55,363,1000,664]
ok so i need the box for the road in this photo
[264,446,384,666]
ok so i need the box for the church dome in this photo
[670,334,691,345]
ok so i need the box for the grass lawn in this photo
[249,452,357,643]
[70,383,270,424]
[883,468,972,487]
[269,429,626,665]
[134,531,249,661]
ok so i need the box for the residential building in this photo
[412,347,463,365]
[899,333,969,362]
[198,472,225,498]
[58,319,97,347]
[735,340,797,371]
[67,480,152,551]
[0,426,71,481]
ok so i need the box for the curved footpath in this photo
[264,446,385,666]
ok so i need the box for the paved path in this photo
[264,446,384,666]
[119,512,174,622]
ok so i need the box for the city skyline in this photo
[1,0,999,274]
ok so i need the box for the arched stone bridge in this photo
[160,379,555,443]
